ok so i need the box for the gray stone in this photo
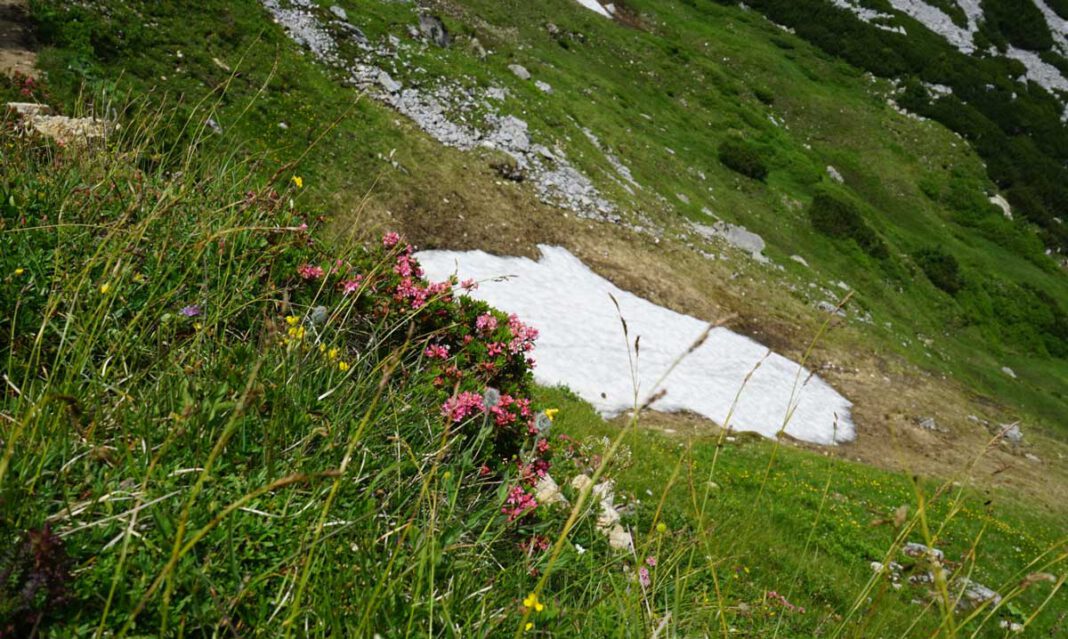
[329,5,347,20]
[826,165,844,183]
[1001,423,1023,444]
[418,15,449,47]
[534,80,553,93]
[817,301,846,317]
[903,542,944,562]
[790,254,809,267]
[508,64,531,80]
[957,578,1001,610]
[1001,366,1017,379]
[917,416,938,431]
[377,70,402,93]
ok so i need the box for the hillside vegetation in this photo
[26,0,1068,436]
[2,0,1067,636]
[0,97,1064,636]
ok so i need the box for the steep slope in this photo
[3,1,1067,635]
[27,0,1068,494]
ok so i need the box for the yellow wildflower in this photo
[522,593,544,612]
[525,622,534,632]
[13,268,24,276]
[544,408,559,422]
[99,283,111,295]
[287,325,305,341]
[193,322,203,331]
[656,522,668,534]
[338,360,350,372]
[319,343,327,353]
[292,175,303,189]
[285,315,300,326]
[328,347,340,360]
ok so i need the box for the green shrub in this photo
[914,247,964,295]
[718,138,768,181]
[981,0,1053,51]
[807,192,888,258]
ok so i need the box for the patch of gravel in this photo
[260,0,617,220]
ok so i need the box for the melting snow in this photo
[575,0,613,18]
[417,246,855,445]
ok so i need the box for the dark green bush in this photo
[807,192,888,258]
[982,0,1053,51]
[914,247,964,295]
[718,139,768,181]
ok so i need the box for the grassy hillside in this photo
[26,0,1068,438]
[2,0,1067,635]
[0,106,1063,636]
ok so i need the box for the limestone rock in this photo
[418,15,449,47]
[535,474,568,506]
[509,64,531,80]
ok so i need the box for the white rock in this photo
[535,474,568,505]
[508,64,531,80]
[607,524,633,551]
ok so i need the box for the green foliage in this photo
[736,0,1068,253]
[914,246,963,295]
[981,0,1054,51]
[807,192,888,258]
[718,138,769,181]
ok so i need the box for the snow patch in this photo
[574,0,613,18]
[417,246,855,445]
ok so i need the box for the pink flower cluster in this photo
[424,344,450,360]
[475,312,498,334]
[767,591,805,614]
[502,486,537,522]
[488,393,518,426]
[340,274,363,295]
[382,231,401,248]
[298,263,325,280]
[507,314,539,354]
[441,391,484,422]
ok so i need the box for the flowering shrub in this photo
[281,232,552,481]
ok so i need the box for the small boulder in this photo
[377,70,402,94]
[418,15,450,47]
[957,578,1001,610]
[1001,366,1017,379]
[329,5,347,20]
[903,542,944,562]
[508,64,531,80]
[534,80,553,93]
[535,474,568,506]
[827,165,844,183]
[1001,423,1023,444]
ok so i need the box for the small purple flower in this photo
[180,305,201,318]
[638,567,651,588]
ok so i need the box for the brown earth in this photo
[0,0,35,78]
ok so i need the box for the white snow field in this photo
[574,0,613,18]
[417,246,855,445]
